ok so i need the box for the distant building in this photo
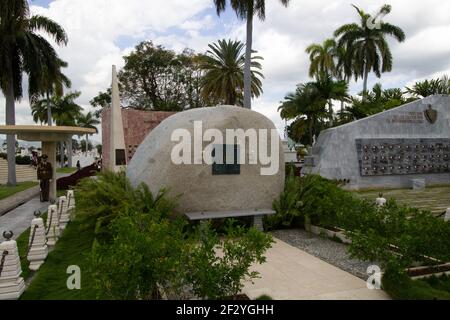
[101,107,176,169]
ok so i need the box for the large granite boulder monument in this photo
[127,106,285,214]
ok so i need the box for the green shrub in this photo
[272,173,450,276]
[90,211,189,299]
[341,200,450,270]
[74,171,176,241]
[268,173,359,231]
[15,155,31,165]
[79,171,273,300]
[186,220,273,299]
[382,268,450,300]
[267,173,327,230]
[0,153,32,165]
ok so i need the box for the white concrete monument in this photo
[58,196,70,230]
[282,140,298,163]
[375,193,387,207]
[444,208,450,222]
[0,235,25,300]
[67,189,75,211]
[27,218,48,271]
[46,204,60,246]
[108,65,127,172]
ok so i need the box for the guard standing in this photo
[37,154,53,202]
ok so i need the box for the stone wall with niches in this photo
[303,95,450,190]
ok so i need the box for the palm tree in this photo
[341,83,411,122]
[32,92,82,167]
[76,112,100,155]
[34,58,72,126]
[334,4,405,99]
[0,0,67,185]
[199,39,263,105]
[306,39,338,78]
[313,73,350,124]
[213,0,290,109]
[279,76,348,145]
[405,75,450,98]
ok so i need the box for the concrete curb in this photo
[0,186,40,216]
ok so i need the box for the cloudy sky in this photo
[1,0,450,143]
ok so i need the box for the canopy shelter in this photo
[0,125,96,202]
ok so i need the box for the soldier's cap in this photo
[41,154,48,159]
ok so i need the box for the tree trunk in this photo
[243,11,253,109]
[308,117,314,146]
[5,78,17,186]
[46,91,52,126]
[60,141,64,168]
[86,134,89,154]
[362,67,369,100]
[67,137,73,167]
[328,100,334,126]
[340,75,347,114]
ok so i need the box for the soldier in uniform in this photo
[37,154,53,202]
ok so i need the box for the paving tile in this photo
[243,238,390,300]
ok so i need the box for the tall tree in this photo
[76,112,100,155]
[0,0,67,185]
[334,4,405,99]
[34,58,71,126]
[279,76,348,145]
[32,92,82,167]
[199,39,263,105]
[306,39,338,78]
[119,42,207,111]
[214,0,290,109]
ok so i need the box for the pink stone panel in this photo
[102,108,176,169]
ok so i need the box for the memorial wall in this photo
[304,95,450,189]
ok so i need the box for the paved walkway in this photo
[243,239,390,300]
[0,196,49,240]
[0,185,40,216]
[0,172,71,216]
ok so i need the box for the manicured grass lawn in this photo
[354,186,450,216]
[0,181,38,200]
[20,215,103,300]
[56,167,77,174]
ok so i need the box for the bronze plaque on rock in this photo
[115,149,126,165]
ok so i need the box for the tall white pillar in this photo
[109,65,126,172]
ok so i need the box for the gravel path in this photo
[271,229,377,280]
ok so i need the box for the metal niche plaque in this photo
[356,138,450,176]
[115,149,126,166]
[212,144,240,175]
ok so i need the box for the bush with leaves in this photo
[272,173,450,273]
[90,210,189,299]
[77,171,273,300]
[339,199,450,270]
[267,173,357,230]
[186,220,273,299]
[74,171,176,241]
